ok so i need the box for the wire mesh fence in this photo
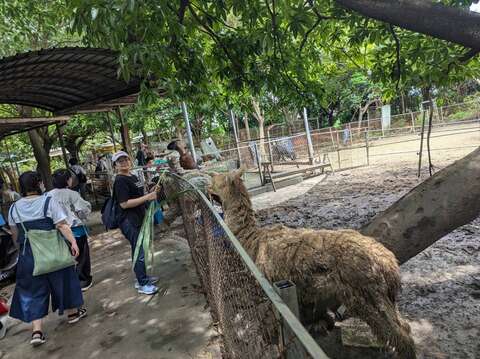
[165,172,329,359]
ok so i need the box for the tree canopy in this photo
[0,0,478,173]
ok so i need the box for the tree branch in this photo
[388,24,401,90]
[299,16,322,53]
[446,47,480,74]
[178,0,190,23]
[335,0,480,49]
[187,4,244,76]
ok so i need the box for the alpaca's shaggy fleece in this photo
[209,169,416,359]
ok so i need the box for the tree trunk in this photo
[28,129,53,190]
[116,108,132,155]
[17,106,53,190]
[282,108,298,135]
[361,147,480,264]
[358,99,378,130]
[327,111,335,127]
[335,0,480,49]
[191,116,204,147]
[243,113,251,141]
[141,129,149,146]
[65,140,80,160]
[251,98,266,157]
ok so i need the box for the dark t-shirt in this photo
[136,150,146,166]
[114,174,145,227]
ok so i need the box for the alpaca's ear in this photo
[234,165,246,179]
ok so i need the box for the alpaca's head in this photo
[209,167,247,204]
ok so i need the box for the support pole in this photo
[253,142,263,185]
[417,110,427,177]
[329,127,335,148]
[107,112,118,152]
[410,111,416,134]
[181,102,197,163]
[56,123,70,168]
[4,138,20,177]
[348,122,353,146]
[229,109,242,165]
[273,280,307,359]
[303,108,315,164]
[3,139,19,185]
[365,130,370,166]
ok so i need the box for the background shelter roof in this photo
[0,47,143,115]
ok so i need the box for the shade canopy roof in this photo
[0,47,142,115]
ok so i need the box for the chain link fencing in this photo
[162,172,329,359]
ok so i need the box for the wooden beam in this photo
[0,116,70,125]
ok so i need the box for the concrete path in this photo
[0,219,220,359]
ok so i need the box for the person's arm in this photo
[56,221,80,257]
[9,225,18,248]
[119,191,156,209]
[71,191,92,219]
[47,197,80,257]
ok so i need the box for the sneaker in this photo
[134,276,159,289]
[81,279,93,292]
[30,331,46,346]
[137,284,159,295]
[67,308,88,324]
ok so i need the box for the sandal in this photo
[67,308,88,324]
[30,331,46,346]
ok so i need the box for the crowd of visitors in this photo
[0,139,201,347]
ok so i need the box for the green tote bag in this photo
[13,198,76,276]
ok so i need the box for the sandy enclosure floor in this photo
[255,158,480,359]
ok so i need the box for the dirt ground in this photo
[255,157,480,358]
[0,215,220,359]
[1,123,479,359]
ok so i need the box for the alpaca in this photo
[209,168,416,359]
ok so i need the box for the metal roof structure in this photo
[0,47,143,115]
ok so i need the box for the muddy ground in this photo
[255,160,480,359]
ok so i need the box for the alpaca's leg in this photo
[348,299,416,359]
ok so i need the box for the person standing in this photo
[135,143,147,166]
[49,169,93,291]
[69,158,88,199]
[8,171,86,346]
[112,151,159,295]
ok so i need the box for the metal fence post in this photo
[229,109,242,166]
[329,128,335,148]
[365,130,370,166]
[303,108,315,164]
[274,280,307,359]
[181,101,197,163]
[348,122,353,146]
[254,142,263,185]
[410,111,416,134]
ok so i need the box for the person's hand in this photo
[70,241,80,258]
[145,191,157,201]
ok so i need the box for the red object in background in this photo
[0,300,8,315]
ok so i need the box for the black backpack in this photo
[77,171,87,184]
[101,186,119,230]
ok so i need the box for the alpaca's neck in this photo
[223,189,257,240]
